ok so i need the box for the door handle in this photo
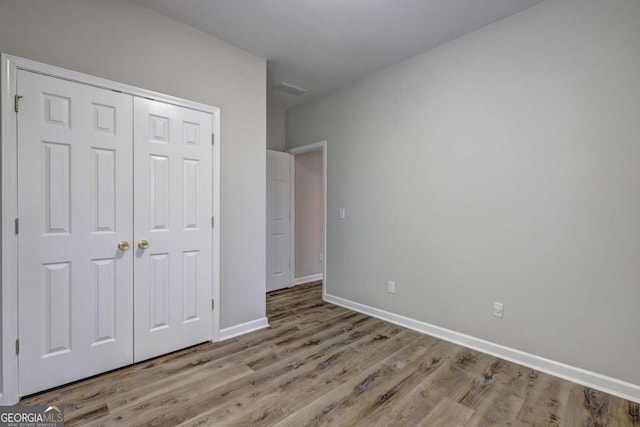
[117,241,130,251]
[138,240,149,250]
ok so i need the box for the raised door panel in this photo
[92,258,117,345]
[43,142,71,234]
[150,155,170,231]
[92,148,116,233]
[149,253,170,330]
[183,251,200,322]
[183,159,200,230]
[43,262,72,356]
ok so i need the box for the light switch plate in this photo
[493,302,504,318]
[388,281,396,294]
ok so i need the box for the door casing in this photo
[288,142,327,301]
[0,53,221,404]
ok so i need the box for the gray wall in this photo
[267,102,286,151]
[295,150,323,279]
[287,0,640,385]
[0,0,267,330]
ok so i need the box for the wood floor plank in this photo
[86,364,253,427]
[270,343,419,427]
[181,341,375,426]
[19,282,639,427]
[104,360,254,412]
[560,385,611,427]
[248,313,372,371]
[517,372,573,426]
[178,324,412,426]
[268,302,347,328]
[20,340,243,420]
[607,396,640,426]
[352,339,460,427]
[417,397,475,427]
[104,317,393,426]
[456,356,535,426]
[465,390,525,427]
[360,347,494,427]
[199,331,438,427]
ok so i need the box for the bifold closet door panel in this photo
[133,97,213,362]
[17,70,134,396]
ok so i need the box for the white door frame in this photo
[0,54,221,404]
[288,141,327,300]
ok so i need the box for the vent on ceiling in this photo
[273,81,307,96]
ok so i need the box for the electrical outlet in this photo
[339,208,346,219]
[387,281,396,294]
[319,253,324,262]
[492,302,504,318]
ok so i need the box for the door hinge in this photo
[211,299,215,311]
[14,95,23,113]
[15,339,19,356]
[211,216,215,228]
[212,133,215,145]
[14,218,19,235]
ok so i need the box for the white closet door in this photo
[17,71,134,396]
[266,150,292,291]
[133,98,213,362]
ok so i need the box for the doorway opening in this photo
[265,142,326,298]
[289,142,327,299]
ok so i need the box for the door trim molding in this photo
[0,53,221,404]
[1,54,20,406]
[288,141,327,301]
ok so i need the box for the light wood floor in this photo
[22,282,638,426]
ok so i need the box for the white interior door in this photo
[17,70,134,396]
[133,98,213,362]
[266,150,292,292]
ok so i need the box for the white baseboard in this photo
[218,317,270,341]
[293,273,323,286]
[324,293,640,403]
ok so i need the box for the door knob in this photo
[138,240,149,250]
[117,241,130,251]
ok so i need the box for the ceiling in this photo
[132,0,544,110]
